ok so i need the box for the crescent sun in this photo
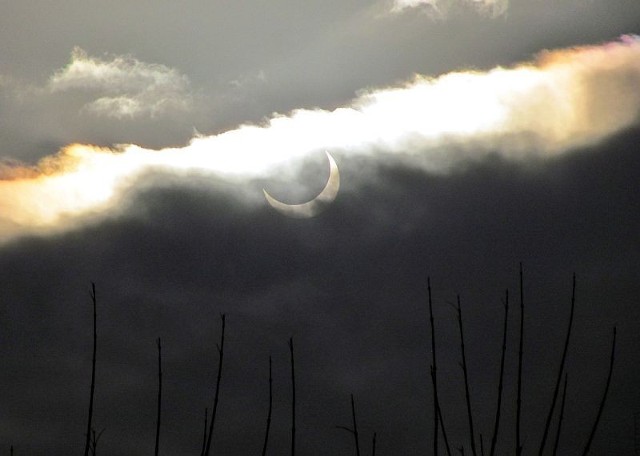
[263,151,340,218]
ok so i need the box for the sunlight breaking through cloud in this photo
[1,36,639,242]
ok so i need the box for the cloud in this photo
[229,70,267,89]
[390,0,509,18]
[0,51,206,161]
[48,47,194,119]
[1,36,639,242]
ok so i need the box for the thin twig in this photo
[155,338,162,456]
[581,327,617,456]
[337,394,362,456]
[552,374,568,456]
[351,394,361,456]
[516,264,524,456]
[261,356,273,456]
[457,296,477,456]
[489,290,509,456]
[200,408,208,456]
[539,274,577,455]
[428,277,440,456]
[433,366,453,456]
[83,283,98,456]
[204,314,226,456]
[89,427,105,456]
[289,337,296,456]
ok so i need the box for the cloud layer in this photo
[1,36,639,242]
[48,47,194,119]
[391,0,509,18]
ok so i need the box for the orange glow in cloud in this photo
[1,36,639,242]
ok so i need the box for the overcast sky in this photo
[1,1,639,455]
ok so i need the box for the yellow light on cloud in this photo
[1,36,639,242]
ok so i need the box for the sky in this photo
[1,0,639,454]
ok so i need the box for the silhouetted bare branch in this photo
[581,326,617,456]
[516,263,524,456]
[336,394,360,456]
[489,290,509,456]
[155,338,162,456]
[289,337,296,456]
[204,314,226,456]
[17,269,620,455]
[457,296,477,456]
[552,374,568,456]
[261,356,273,456]
[351,394,361,456]
[433,365,453,456]
[89,427,105,456]
[428,277,440,456]
[539,274,577,455]
[83,283,98,456]
[200,408,208,456]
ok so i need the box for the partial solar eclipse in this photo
[263,151,340,218]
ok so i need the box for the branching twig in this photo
[351,394,361,456]
[335,394,360,456]
[89,427,105,456]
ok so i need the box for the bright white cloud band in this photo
[1,36,639,241]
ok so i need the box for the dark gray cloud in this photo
[0,127,638,454]
[1,1,639,454]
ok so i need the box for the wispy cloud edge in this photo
[390,0,509,18]
[48,47,194,119]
